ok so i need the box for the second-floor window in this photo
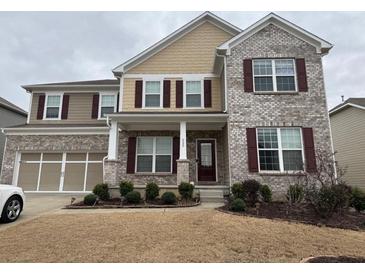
[44,94,62,119]
[99,94,116,118]
[185,80,203,108]
[144,81,162,108]
[253,59,297,92]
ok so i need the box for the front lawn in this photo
[0,209,364,262]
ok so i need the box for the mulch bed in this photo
[65,198,200,209]
[218,202,365,231]
[301,256,365,263]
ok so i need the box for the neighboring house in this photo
[329,98,365,190]
[0,12,334,198]
[0,97,27,172]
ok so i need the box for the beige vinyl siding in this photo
[128,22,233,74]
[330,107,365,190]
[122,77,222,112]
[29,93,105,124]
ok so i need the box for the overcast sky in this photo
[0,11,364,111]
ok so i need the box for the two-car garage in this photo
[15,152,107,192]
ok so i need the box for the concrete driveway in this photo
[0,193,83,230]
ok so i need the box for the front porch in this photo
[103,113,230,187]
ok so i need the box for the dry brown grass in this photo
[0,209,364,262]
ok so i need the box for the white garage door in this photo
[16,152,106,192]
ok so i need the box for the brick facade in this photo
[226,24,333,195]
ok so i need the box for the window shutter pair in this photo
[36,94,69,120]
[126,136,179,174]
[136,79,212,108]
[243,58,308,92]
[246,127,317,173]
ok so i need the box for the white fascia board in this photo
[218,13,333,55]
[3,127,109,136]
[107,113,229,123]
[112,11,241,74]
[329,103,365,115]
[22,85,119,91]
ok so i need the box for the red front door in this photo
[197,140,216,181]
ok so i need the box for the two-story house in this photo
[0,12,333,199]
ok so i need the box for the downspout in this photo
[216,52,228,112]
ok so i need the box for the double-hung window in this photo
[136,137,172,173]
[144,80,162,108]
[185,80,203,108]
[44,94,62,119]
[257,128,304,172]
[253,59,297,92]
[99,93,116,118]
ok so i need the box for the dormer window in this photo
[44,94,62,119]
[253,59,297,92]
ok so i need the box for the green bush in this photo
[259,184,272,202]
[178,182,194,200]
[145,182,160,201]
[286,184,304,204]
[161,192,177,205]
[351,187,365,212]
[92,183,110,201]
[84,194,97,206]
[231,183,246,200]
[119,181,134,197]
[242,179,261,206]
[125,191,141,204]
[230,198,246,212]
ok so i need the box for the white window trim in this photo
[256,127,305,173]
[98,92,118,120]
[183,77,204,109]
[253,59,298,93]
[142,77,163,109]
[135,136,173,174]
[43,92,64,120]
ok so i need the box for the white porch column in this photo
[179,121,187,160]
[108,120,119,160]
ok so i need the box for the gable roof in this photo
[0,97,27,116]
[112,11,241,75]
[329,98,365,115]
[218,13,333,55]
[22,79,119,91]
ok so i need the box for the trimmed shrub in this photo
[286,184,304,204]
[125,191,141,204]
[92,183,110,201]
[242,179,261,206]
[178,182,194,200]
[230,198,246,212]
[84,194,97,206]
[119,181,134,197]
[259,184,272,202]
[161,192,177,205]
[145,182,160,201]
[231,182,246,200]
[351,187,365,212]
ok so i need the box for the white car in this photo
[0,184,25,223]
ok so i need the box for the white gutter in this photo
[3,126,109,135]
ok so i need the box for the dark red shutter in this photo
[296,58,308,92]
[302,128,317,173]
[91,94,99,119]
[176,80,183,108]
[135,80,143,108]
[116,93,120,112]
[163,80,171,108]
[127,137,136,174]
[37,94,45,120]
[61,94,70,120]
[204,79,212,108]
[246,128,259,172]
[243,59,253,92]
[172,137,180,173]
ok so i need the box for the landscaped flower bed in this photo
[301,256,365,263]
[65,181,200,209]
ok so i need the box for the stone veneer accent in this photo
[176,159,190,183]
[0,135,109,184]
[226,24,333,195]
